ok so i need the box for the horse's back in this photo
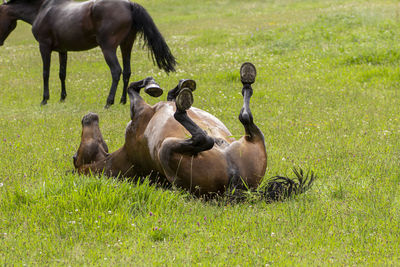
[91,0,132,25]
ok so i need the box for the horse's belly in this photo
[144,103,235,158]
[189,107,235,143]
[53,35,98,51]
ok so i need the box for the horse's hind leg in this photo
[119,35,135,105]
[170,89,214,154]
[59,52,67,102]
[100,45,122,108]
[238,62,264,141]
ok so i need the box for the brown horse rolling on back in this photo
[73,63,267,195]
[0,0,175,107]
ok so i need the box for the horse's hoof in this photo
[240,62,256,85]
[178,79,196,92]
[60,98,65,103]
[40,100,48,106]
[144,82,163,97]
[104,103,112,109]
[175,88,194,111]
[120,98,127,105]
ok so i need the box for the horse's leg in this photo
[128,77,154,93]
[167,84,179,101]
[127,77,156,120]
[169,89,214,154]
[167,79,196,102]
[59,52,67,102]
[158,89,218,193]
[100,46,122,108]
[238,62,264,141]
[119,36,135,105]
[39,44,52,105]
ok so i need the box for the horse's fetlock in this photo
[241,86,253,96]
[204,135,215,150]
[239,110,253,125]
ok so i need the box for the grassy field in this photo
[1,0,400,265]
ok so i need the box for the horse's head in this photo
[73,113,109,170]
[0,1,17,46]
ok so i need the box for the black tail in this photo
[260,168,315,202]
[131,3,176,73]
[225,167,316,203]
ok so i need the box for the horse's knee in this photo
[192,133,214,152]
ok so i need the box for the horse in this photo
[73,63,268,195]
[0,0,176,107]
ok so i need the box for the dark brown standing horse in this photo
[73,63,268,195]
[0,0,176,107]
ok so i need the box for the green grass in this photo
[1,0,400,265]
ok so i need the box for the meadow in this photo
[1,0,400,265]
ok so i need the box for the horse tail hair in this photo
[259,168,316,202]
[225,167,316,203]
[131,3,176,73]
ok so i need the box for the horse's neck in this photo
[82,147,131,177]
[8,0,45,24]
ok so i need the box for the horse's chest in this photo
[143,105,176,160]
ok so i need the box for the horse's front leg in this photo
[39,44,52,105]
[170,88,214,154]
[127,77,157,120]
[167,79,196,102]
[59,52,67,102]
[101,47,122,108]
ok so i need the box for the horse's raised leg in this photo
[158,89,217,193]
[100,46,122,108]
[238,62,264,141]
[59,52,67,102]
[167,84,179,101]
[39,44,52,105]
[170,89,214,154]
[119,36,135,105]
[167,79,196,102]
[127,77,156,119]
